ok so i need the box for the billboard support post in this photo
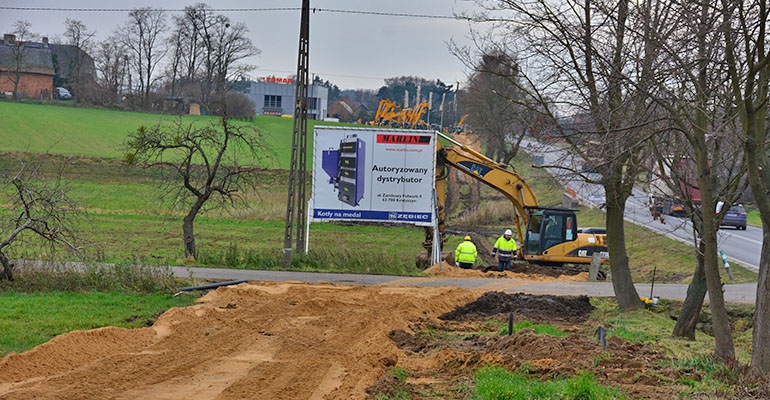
[431,188,442,269]
[305,199,311,255]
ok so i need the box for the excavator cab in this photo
[523,208,578,258]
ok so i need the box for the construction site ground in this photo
[1,262,750,400]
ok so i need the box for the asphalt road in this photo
[525,139,761,272]
[172,266,757,305]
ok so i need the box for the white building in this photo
[246,76,328,119]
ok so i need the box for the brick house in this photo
[0,34,95,100]
[0,34,55,99]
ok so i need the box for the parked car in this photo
[55,87,72,100]
[717,202,747,230]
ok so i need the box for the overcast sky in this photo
[0,1,484,90]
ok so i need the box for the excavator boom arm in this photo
[435,132,536,248]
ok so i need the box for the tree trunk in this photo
[469,180,481,212]
[182,195,211,258]
[673,240,707,339]
[446,169,460,216]
[745,103,770,374]
[752,228,770,375]
[703,233,734,361]
[604,180,644,309]
[0,251,14,281]
[183,213,196,259]
[697,155,735,361]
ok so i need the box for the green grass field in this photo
[0,100,349,169]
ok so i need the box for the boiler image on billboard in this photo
[320,134,366,206]
[311,127,436,226]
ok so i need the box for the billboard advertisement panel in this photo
[311,126,436,226]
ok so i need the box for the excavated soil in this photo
[424,261,592,282]
[0,274,712,399]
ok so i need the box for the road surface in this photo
[172,266,757,305]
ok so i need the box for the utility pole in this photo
[282,0,310,267]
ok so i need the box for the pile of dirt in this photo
[424,261,590,282]
[506,261,588,278]
[0,282,712,399]
[0,282,477,399]
[438,291,595,323]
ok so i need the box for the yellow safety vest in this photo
[493,236,518,261]
[455,241,478,264]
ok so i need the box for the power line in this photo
[1,5,472,87]
[0,6,469,20]
[0,7,300,12]
[314,8,462,19]
[257,68,387,83]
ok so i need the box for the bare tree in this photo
[165,4,207,99]
[7,20,37,100]
[124,111,274,259]
[180,4,208,82]
[211,20,257,88]
[165,17,187,99]
[117,7,167,109]
[166,5,258,110]
[461,49,533,164]
[465,0,661,308]
[722,0,770,376]
[0,164,84,281]
[198,14,258,108]
[637,0,745,361]
[62,18,96,96]
[94,36,128,101]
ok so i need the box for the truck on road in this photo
[650,157,700,217]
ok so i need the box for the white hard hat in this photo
[504,229,513,236]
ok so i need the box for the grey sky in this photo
[0,1,482,90]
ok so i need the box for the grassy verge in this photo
[587,297,752,397]
[0,290,198,357]
[0,261,202,357]
[474,367,625,399]
[589,297,753,362]
[747,207,761,228]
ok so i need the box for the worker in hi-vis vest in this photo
[455,236,478,269]
[492,229,518,272]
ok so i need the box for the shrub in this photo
[0,260,179,293]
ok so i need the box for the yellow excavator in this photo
[369,99,431,129]
[369,99,399,127]
[428,132,609,266]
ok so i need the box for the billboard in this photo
[311,126,436,226]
